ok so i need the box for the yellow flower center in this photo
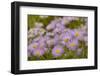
[33,44,37,48]
[70,43,75,47]
[35,51,41,56]
[55,49,61,54]
[64,38,69,42]
[75,32,80,37]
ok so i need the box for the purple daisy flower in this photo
[67,39,79,51]
[38,28,46,36]
[53,26,65,35]
[28,43,37,57]
[53,27,60,34]
[33,37,41,42]
[61,16,79,25]
[46,20,57,31]
[52,45,64,57]
[32,27,46,36]
[67,16,79,21]
[28,42,39,51]
[28,28,34,37]
[38,36,47,48]
[65,29,75,37]
[28,40,46,57]
[79,26,88,37]
[46,38,55,48]
[70,29,85,41]
[61,17,70,25]
[46,32,55,37]
[32,27,40,36]
[52,34,63,46]
[33,48,46,57]
[56,23,65,29]
[74,30,83,39]
[61,32,72,45]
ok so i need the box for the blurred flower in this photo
[61,32,72,46]
[54,34,61,45]
[28,42,38,51]
[38,36,47,48]
[53,28,61,34]
[70,29,85,41]
[83,36,88,46]
[53,26,65,35]
[61,16,79,25]
[38,28,46,35]
[40,15,48,18]
[32,27,40,36]
[28,28,34,34]
[46,32,54,37]
[28,28,34,39]
[79,25,88,36]
[46,38,55,47]
[52,45,64,57]
[33,48,46,57]
[46,21,56,31]
[35,22,44,28]
[46,18,62,31]
[33,36,41,42]
[28,41,46,57]
[61,17,70,25]
[76,48,83,56]
[28,43,36,57]
[67,16,79,21]
[56,23,64,29]
[32,27,46,36]
[67,39,79,51]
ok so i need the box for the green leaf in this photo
[67,18,85,29]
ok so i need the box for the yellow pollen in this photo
[75,32,79,37]
[55,49,61,54]
[70,43,75,47]
[64,38,69,42]
[33,45,37,48]
[35,51,41,56]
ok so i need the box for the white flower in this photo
[47,39,55,47]
[39,28,46,35]
[46,32,54,37]
[77,48,83,56]
[35,22,44,28]
[28,28,34,34]
[28,28,34,38]
[46,24,55,31]
[40,16,48,18]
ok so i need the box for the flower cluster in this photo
[28,16,88,59]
